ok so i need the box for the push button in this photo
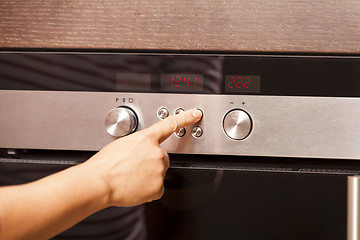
[174,108,185,115]
[196,108,204,120]
[157,107,169,119]
[175,128,186,137]
[191,126,203,138]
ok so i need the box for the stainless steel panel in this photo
[348,175,360,240]
[0,90,360,159]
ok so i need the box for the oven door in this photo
[0,150,357,239]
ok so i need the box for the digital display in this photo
[225,75,261,93]
[161,74,204,92]
[116,73,151,91]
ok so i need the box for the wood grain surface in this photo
[0,0,360,53]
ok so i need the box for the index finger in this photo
[145,108,203,143]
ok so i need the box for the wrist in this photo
[73,161,113,210]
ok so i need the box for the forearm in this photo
[0,109,202,239]
[0,163,110,240]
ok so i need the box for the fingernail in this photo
[192,109,203,119]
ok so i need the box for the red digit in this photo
[244,77,251,88]
[228,77,235,88]
[175,76,181,87]
[236,77,243,88]
[171,76,174,86]
[195,77,197,87]
[184,76,190,86]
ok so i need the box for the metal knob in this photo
[223,109,252,140]
[105,107,138,137]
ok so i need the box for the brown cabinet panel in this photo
[1,1,360,53]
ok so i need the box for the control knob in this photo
[105,107,138,137]
[223,109,252,140]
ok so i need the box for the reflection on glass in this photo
[116,73,151,91]
[0,53,223,94]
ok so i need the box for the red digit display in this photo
[161,74,204,92]
[225,75,261,93]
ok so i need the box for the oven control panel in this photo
[0,90,352,160]
[0,52,360,160]
[107,106,253,141]
[0,90,360,160]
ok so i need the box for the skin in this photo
[0,108,203,240]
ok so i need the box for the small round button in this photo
[196,108,204,120]
[174,108,185,115]
[157,107,169,119]
[105,107,138,137]
[223,109,252,140]
[175,128,186,137]
[191,126,203,138]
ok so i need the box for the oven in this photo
[1,51,360,239]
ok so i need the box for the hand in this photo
[0,108,202,240]
[83,108,203,207]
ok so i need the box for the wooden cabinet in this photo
[1,1,359,53]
